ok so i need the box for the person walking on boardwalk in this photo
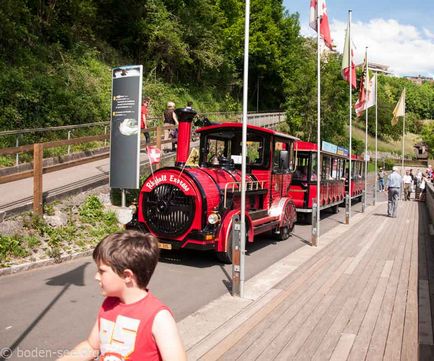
[378,167,385,192]
[403,170,412,201]
[386,166,402,218]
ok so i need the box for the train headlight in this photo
[207,212,221,225]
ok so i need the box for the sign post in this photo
[109,65,143,206]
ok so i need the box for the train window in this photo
[294,152,309,181]
[322,156,333,180]
[273,139,293,173]
[202,130,268,168]
[332,158,338,179]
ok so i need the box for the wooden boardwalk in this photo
[197,200,433,360]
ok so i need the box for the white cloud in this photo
[301,18,434,77]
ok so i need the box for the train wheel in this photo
[274,201,296,240]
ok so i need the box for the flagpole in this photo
[347,10,352,224]
[313,5,321,247]
[401,88,405,174]
[364,47,368,211]
[239,0,250,298]
[374,73,378,204]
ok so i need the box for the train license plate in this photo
[158,242,172,250]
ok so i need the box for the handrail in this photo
[0,112,285,137]
[223,180,266,208]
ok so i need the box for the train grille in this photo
[143,184,195,237]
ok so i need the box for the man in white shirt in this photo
[402,170,412,201]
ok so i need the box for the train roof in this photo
[196,122,299,141]
[295,140,362,159]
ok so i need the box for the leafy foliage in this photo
[0,0,433,156]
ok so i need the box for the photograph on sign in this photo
[109,65,143,190]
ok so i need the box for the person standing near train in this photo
[163,101,178,152]
[386,166,402,218]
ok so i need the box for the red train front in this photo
[133,108,298,263]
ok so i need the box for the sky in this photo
[282,0,434,77]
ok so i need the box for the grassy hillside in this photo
[351,126,422,156]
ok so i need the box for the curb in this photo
[0,250,93,277]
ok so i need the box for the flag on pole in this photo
[365,74,376,109]
[392,88,406,125]
[309,0,333,50]
[146,146,161,164]
[354,56,371,117]
[341,24,357,89]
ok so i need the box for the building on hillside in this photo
[404,75,434,85]
[414,142,429,160]
[367,62,393,76]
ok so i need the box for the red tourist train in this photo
[130,109,365,261]
[131,108,298,263]
[289,140,365,223]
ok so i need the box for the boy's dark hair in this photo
[143,96,151,103]
[93,230,160,289]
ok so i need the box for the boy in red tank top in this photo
[58,231,186,361]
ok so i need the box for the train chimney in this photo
[174,107,197,166]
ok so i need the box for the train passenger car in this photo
[347,154,365,201]
[130,108,298,263]
[289,141,347,223]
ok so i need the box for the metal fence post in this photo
[15,136,19,166]
[361,190,366,213]
[104,126,108,147]
[231,214,241,297]
[67,130,71,155]
[345,193,350,224]
[311,199,318,246]
[33,143,43,215]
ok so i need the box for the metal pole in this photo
[67,130,71,155]
[364,47,368,211]
[104,126,108,147]
[313,8,321,247]
[121,189,126,208]
[239,0,250,298]
[374,73,378,205]
[231,215,241,296]
[15,136,19,166]
[346,10,352,225]
[401,89,406,174]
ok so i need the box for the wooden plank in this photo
[0,170,34,184]
[216,229,361,360]
[401,202,419,360]
[299,216,395,361]
[210,213,385,360]
[383,205,415,360]
[356,206,413,361]
[245,215,387,360]
[329,333,356,361]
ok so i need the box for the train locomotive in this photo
[131,108,298,263]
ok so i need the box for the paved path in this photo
[180,199,432,360]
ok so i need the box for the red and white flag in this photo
[309,0,333,50]
[341,24,357,89]
[354,56,371,117]
[146,146,161,164]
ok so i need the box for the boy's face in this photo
[95,261,126,298]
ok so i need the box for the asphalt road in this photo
[0,196,382,361]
